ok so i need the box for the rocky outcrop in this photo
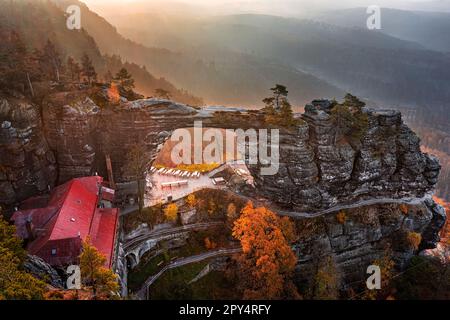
[420,198,447,250]
[0,97,56,208]
[24,255,63,288]
[42,92,100,183]
[293,200,445,290]
[1,91,441,216]
[249,101,441,213]
[98,98,198,183]
[1,88,442,295]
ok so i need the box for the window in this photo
[51,248,57,256]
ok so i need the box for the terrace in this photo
[144,166,224,207]
[143,127,253,207]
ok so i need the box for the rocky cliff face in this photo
[0,89,443,216]
[249,101,441,213]
[41,87,200,184]
[0,96,56,208]
[42,92,100,183]
[0,88,445,289]
[15,90,439,215]
[293,199,446,290]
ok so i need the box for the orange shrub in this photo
[406,232,422,250]
[399,204,409,215]
[336,211,347,224]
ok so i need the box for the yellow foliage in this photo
[313,256,339,300]
[164,203,179,222]
[226,203,238,227]
[363,250,395,300]
[406,232,422,250]
[0,249,47,300]
[207,200,217,216]
[186,194,197,208]
[79,238,119,299]
[175,163,220,173]
[0,216,47,300]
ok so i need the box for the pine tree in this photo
[270,84,288,110]
[343,93,365,112]
[114,68,134,91]
[81,53,97,84]
[67,56,81,82]
[0,31,38,96]
[312,256,340,300]
[122,143,149,214]
[41,40,62,81]
[104,70,113,84]
[262,84,297,128]
[154,88,171,100]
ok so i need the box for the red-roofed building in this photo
[12,176,119,268]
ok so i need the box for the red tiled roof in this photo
[12,176,118,268]
[90,208,119,268]
[49,176,101,241]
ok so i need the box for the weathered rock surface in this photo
[42,92,100,183]
[249,101,441,213]
[0,97,56,207]
[24,255,64,288]
[1,90,445,290]
[293,200,445,290]
[1,91,443,217]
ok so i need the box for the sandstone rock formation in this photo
[24,255,64,289]
[293,200,445,289]
[1,88,446,290]
[0,97,56,208]
[249,100,441,213]
[0,89,443,218]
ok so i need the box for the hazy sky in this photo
[82,0,450,16]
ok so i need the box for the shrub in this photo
[406,232,422,250]
[164,203,179,222]
[204,237,217,250]
[186,194,197,208]
[336,211,347,224]
[399,204,409,215]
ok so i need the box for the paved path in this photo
[227,190,433,219]
[136,247,242,299]
[124,221,224,251]
[275,194,433,218]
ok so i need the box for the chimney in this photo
[25,216,35,241]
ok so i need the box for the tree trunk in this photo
[137,178,144,214]
[26,72,34,97]
[53,60,60,82]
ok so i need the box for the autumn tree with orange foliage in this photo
[232,202,300,299]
